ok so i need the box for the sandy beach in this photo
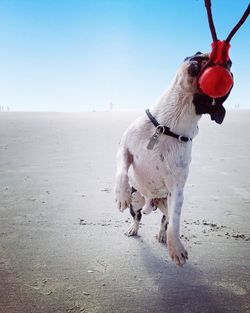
[0,110,250,313]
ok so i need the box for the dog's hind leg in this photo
[126,189,145,236]
[157,198,169,243]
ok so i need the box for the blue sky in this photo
[0,0,249,111]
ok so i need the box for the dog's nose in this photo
[188,61,201,77]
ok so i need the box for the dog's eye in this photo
[188,61,201,77]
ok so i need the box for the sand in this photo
[0,110,249,313]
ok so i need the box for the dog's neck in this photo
[150,82,201,139]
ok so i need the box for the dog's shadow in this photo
[131,237,231,313]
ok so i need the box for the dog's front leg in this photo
[167,188,188,266]
[114,145,133,212]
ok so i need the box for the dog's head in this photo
[174,52,209,92]
[183,51,233,124]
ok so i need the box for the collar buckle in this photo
[145,109,192,144]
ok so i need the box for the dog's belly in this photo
[127,141,191,199]
[128,162,170,198]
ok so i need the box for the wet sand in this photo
[0,111,250,313]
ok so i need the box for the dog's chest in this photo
[129,139,192,197]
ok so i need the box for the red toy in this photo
[199,65,233,98]
[198,0,250,99]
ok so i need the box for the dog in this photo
[114,52,232,266]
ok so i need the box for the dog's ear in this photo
[193,89,232,124]
[209,89,233,124]
[184,51,203,62]
[210,103,226,124]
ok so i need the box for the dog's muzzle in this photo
[185,52,210,77]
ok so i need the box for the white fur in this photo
[115,60,202,266]
[142,199,154,215]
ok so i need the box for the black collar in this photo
[145,109,192,143]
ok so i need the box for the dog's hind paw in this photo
[158,230,167,244]
[125,223,139,237]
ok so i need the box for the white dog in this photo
[114,52,231,266]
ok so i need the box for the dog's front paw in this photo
[115,186,131,212]
[114,173,132,212]
[115,192,131,212]
[167,233,188,266]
